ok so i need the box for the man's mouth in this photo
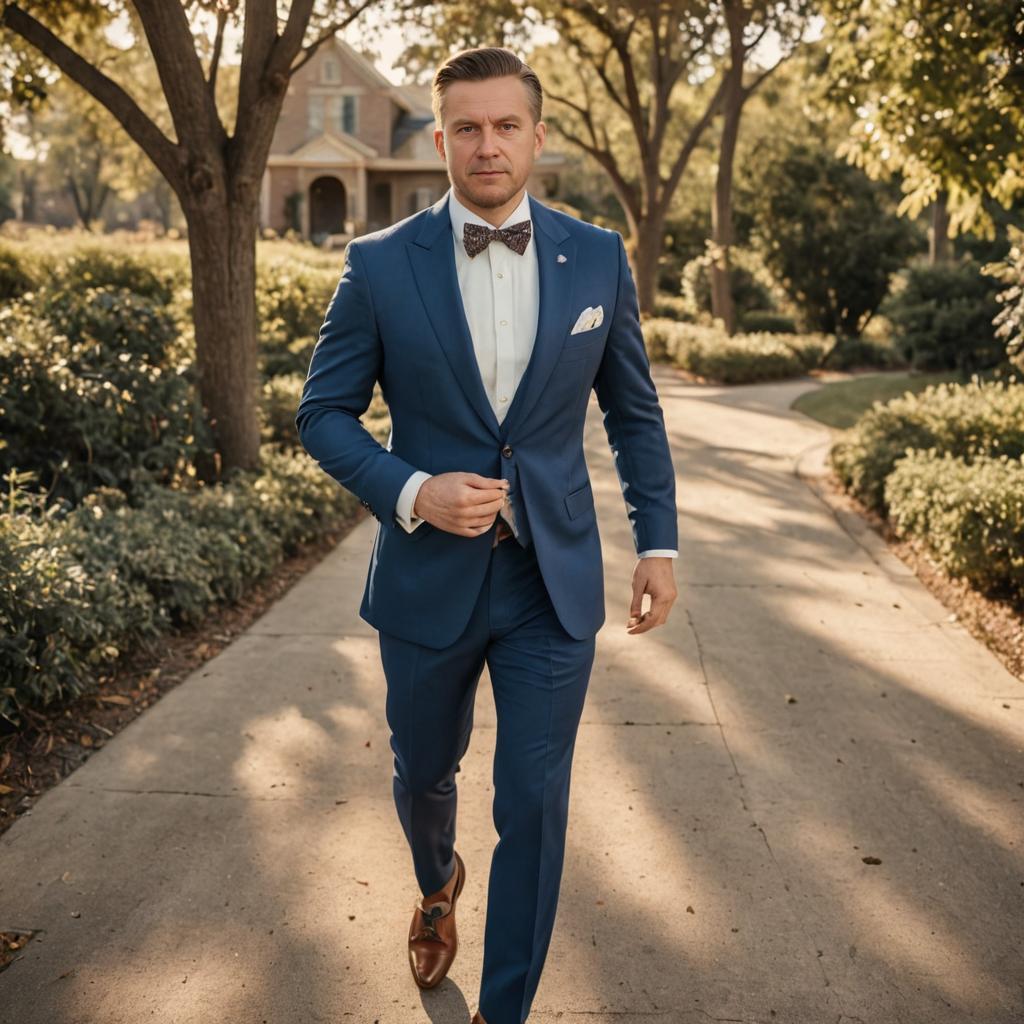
[474,170,505,177]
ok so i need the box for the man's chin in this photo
[460,174,523,208]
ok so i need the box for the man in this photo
[296,46,678,1024]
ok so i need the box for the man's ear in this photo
[434,127,446,161]
[534,120,546,157]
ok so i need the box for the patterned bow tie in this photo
[462,219,532,258]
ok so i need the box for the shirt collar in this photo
[449,187,532,255]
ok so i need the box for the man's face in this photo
[434,74,546,211]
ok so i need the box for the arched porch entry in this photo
[309,176,346,238]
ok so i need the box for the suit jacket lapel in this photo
[406,193,502,440]
[405,189,577,443]
[499,194,576,438]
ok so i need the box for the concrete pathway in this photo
[2,365,1022,1024]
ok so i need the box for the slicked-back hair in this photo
[431,46,543,127]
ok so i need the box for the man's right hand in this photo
[413,472,510,537]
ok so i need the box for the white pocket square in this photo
[570,304,604,334]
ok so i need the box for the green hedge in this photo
[0,447,360,727]
[0,298,209,504]
[882,259,1004,375]
[641,317,833,383]
[885,449,1024,600]
[828,377,1024,514]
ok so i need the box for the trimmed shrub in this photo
[641,317,833,383]
[261,373,305,447]
[256,260,339,377]
[651,292,693,321]
[825,334,902,371]
[0,446,360,727]
[882,259,1004,374]
[885,449,1024,601]
[828,377,1024,514]
[0,300,208,504]
[0,244,43,300]
[53,247,181,305]
[739,310,797,334]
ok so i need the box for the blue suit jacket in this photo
[296,189,677,649]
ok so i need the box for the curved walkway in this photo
[1,365,1021,1023]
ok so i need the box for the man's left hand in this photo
[627,557,678,634]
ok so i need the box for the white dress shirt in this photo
[392,188,677,559]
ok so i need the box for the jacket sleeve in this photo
[295,240,422,524]
[592,231,678,555]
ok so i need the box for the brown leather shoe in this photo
[408,850,466,988]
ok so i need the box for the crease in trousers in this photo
[378,522,596,1024]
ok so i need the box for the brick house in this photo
[261,38,569,243]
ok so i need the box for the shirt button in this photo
[499,395,508,402]
[496,272,504,279]
[499,319,508,326]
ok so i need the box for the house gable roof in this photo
[285,130,378,163]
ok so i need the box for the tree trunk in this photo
[629,214,667,316]
[183,196,262,479]
[929,191,951,263]
[711,67,743,336]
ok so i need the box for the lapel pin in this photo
[557,253,567,263]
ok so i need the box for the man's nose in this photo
[476,127,501,155]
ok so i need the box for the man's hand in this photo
[627,557,677,634]
[413,472,510,537]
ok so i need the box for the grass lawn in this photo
[791,370,965,429]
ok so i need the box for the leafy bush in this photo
[261,373,305,446]
[0,244,42,300]
[824,334,902,371]
[0,446,360,727]
[740,310,797,334]
[0,300,209,504]
[651,292,693,321]
[882,259,1004,374]
[53,247,181,305]
[680,244,779,323]
[885,449,1024,601]
[641,317,833,382]
[256,260,339,377]
[829,377,1024,514]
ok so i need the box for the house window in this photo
[322,56,339,83]
[341,94,358,134]
[324,94,358,135]
[308,95,324,132]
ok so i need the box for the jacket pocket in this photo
[564,479,595,519]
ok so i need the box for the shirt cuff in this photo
[638,549,678,558]
[394,470,432,532]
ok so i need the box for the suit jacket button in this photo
[501,444,513,457]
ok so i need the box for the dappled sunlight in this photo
[793,815,1019,1015]
[907,756,1023,854]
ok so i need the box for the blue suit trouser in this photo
[378,529,596,1024]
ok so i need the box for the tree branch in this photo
[208,8,227,98]
[288,0,380,76]
[132,0,226,152]
[0,4,182,188]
